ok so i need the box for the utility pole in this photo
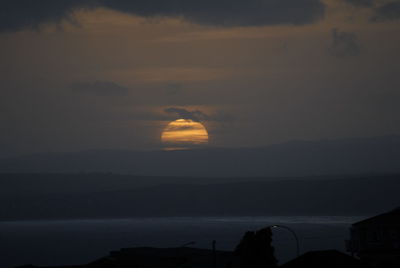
[212,240,217,268]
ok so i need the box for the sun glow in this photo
[161,119,209,149]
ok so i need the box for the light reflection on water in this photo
[0,216,365,268]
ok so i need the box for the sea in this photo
[0,216,365,268]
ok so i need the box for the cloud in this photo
[164,107,208,122]
[0,0,96,32]
[343,1,400,23]
[100,0,325,27]
[371,1,400,22]
[344,0,374,7]
[70,81,128,96]
[0,0,325,32]
[329,28,361,58]
[164,107,234,122]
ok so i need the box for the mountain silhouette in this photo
[1,135,400,177]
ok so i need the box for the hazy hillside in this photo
[1,135,400,177]
[0,173,357,197]
[1,174,399,220]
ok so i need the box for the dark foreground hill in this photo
[15,248,369,268]
[1,174,399,220]
[17,247,237,268]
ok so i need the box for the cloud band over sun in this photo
[164,107,235,123]
[164,107,209,122]
[0,0,325,32]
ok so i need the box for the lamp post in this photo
[212,240,216,268]
[269,225,300,257]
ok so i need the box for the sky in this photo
[1,0,400,156]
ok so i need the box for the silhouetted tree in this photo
[235,227,277,268]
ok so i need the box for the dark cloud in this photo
[329,28,361,58]
[100,0,325,27]
[0,0,325,32]
[344,0,374,7]
[164,107,209,122]
[0,0,97,32]
[371,1,400,22]
[70,81,128,96]
[164,107,235,123]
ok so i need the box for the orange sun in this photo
[161,119,209,149]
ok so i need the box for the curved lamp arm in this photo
[269,225,300,257]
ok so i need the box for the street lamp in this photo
[270,225,300,257]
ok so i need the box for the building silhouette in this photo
[346,208,400,267]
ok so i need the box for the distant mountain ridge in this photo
[1,174,399,220]
[1,135,400,177]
